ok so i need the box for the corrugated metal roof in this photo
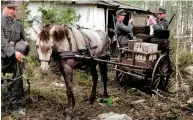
[27,0,151,13]
[72,0,116,7]
[73,0,151,13]
[106,1,148,11]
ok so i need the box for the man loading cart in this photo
[115,9,134,47]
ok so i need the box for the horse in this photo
[36,24,111,120]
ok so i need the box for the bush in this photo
[178,53,193,74]
[170,36,193,76]
[38,1,81,26]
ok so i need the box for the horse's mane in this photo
[38,24,69,42]
[38,24,52,42]
[52,25,69,41]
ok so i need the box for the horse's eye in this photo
[36,45,39,48]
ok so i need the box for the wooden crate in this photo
[133,42,158,61]
[128,38,143,50]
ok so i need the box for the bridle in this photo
[36,45,52,64]
[39,59,51,63]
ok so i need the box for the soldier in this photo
[1,1,28,115]
[152,8,169,30]
[115,9,134,46]
[149,8,174,91]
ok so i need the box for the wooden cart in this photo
[112,28,171,90]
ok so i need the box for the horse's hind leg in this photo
[99,62,108,97]
[60,62,75,119]
[87,62,98,104]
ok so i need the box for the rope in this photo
[1,57,15,69]
[1,61,24,88]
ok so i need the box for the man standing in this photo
[152,8,169,30]
[1,1,27,114]
[115,9,134,46]
[150,7,174,91]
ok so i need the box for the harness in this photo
[78,29,98,58]
[38,26,109,62]
[52,27,96,60]
[36,45,52,63]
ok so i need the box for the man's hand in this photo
[149,16,157,25]
[129,18,134,25]
[109,28,114,32]
[15,51,24,62]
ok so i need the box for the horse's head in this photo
[36,24,54,73]
[36,24,70,73]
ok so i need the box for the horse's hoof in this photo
[86,100,93,105]
[65,115,76,120]
[65,115,72,120]
[103,94,109,98]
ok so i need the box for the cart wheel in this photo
[115,65,131,88]
[151,54,170,90]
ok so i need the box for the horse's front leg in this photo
[87,63,98,104]
[60,59,75,120]
[99,62,108,98]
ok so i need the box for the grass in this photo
[2,63,193,119]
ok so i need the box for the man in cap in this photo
[151,7,169,30]
[1,0,28,115]
[115,9,134,46]
[149,8,174,90]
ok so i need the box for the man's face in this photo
[158,13,166,19]
[4,6,17,18]
[117,15,125,21]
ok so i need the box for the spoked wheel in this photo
[115,65,131,88]
[151,54,170,90]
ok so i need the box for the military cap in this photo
[2,0,18,7]
[116,9,126,17]
[158,8,166,14]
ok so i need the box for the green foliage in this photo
[23,2,33,32]
[178,53,193,70]
[23,55,40,79]
[170,36,193,76]
[125,0,146,9]
[97,97,113,107]
[23,55,39,67]
[73,71,92,86]
[4,73,13,78]
[38,1,81,26]
[10,113,21,120]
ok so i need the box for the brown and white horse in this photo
[36,24,110,120]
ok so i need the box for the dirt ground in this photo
[2,64,193,120]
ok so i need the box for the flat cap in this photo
[116,9,126,17]
[2,1,18,7]
[158,8,166,14]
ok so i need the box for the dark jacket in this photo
[153,18,169,30]
[115,21,133,45]
[1,15,26,58]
